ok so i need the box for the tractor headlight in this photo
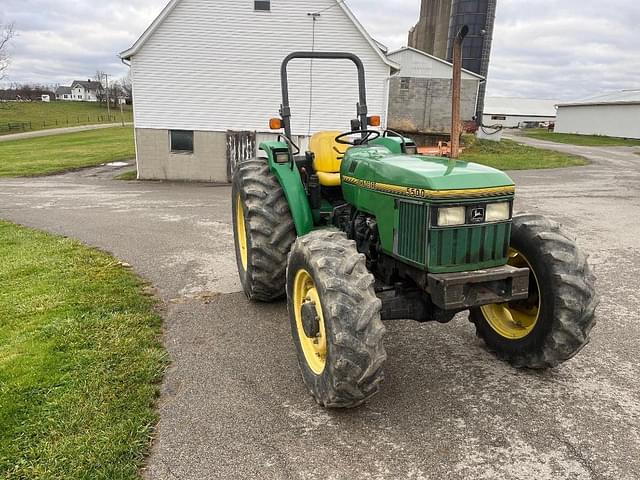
[437,206,466,226]
[404,145,418,155]
[275,151,290,164]
[486,202,511,222]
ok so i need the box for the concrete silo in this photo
[408,0,452,60]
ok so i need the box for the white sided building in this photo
[120,0,398,182]
[70,80,103,102]
[555,90,640,139]
[482,97,557,128]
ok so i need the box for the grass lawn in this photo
[0,127,135,177]
[522,128,640,147]
[0,221,166,479]
[0,102,132,135]
[460,136,588,170]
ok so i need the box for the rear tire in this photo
[470,214,598,368]
[287,230,386,408]
[232,158,296,302]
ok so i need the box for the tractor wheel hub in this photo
[301,301,320,338]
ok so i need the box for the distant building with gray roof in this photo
[56,79,103,102]
[556,90,640,139]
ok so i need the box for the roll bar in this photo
[279,52,369,145]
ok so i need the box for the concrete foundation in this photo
[135,128,228,182]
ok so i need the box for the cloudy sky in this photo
[2,0,639,100]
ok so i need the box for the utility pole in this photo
[103,73,111,120]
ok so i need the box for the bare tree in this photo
[0,22,16,80]
[94,70,107,103]
[120,72,132,102]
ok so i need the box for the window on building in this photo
[170,130,194,153]
[254,0,270,11]
[400,78,410,90]
[491,115,506,121]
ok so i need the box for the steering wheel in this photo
[335,129,381,146]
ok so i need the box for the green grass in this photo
[522,128,640,146]
[115,170,138,181]
[0,221,166,479]
[460,136,588,170]
[0,127,135,177]
[0,102,132,135]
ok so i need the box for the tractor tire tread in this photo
[470,214,598,369]
[287,230,386,408]
[233,158,296,302]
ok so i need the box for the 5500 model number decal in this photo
[342,176,515,199]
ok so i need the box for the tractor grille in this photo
[428,222,511,272]
[394,200,512,271]
[395,201,428,265]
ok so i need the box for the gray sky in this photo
[2,0,639,100]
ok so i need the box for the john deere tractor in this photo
[232,52,597,408]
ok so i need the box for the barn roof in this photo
[119,0,398,70]
[387,46,485,80]
[557,90,640,107]
[71,80,103,91]
[483,97,558,117]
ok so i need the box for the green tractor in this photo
[232,52,597,408]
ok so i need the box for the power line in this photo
[307,13,319,136]
[306,0,348,134]
[312,0,348,16]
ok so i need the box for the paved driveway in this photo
[1,140,639,479]
[0,122,133,142]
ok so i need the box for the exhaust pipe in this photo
[451,25,468,160]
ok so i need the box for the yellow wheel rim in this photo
[235,193,248,271]
[293,269,327,375]
[480,248,541,340]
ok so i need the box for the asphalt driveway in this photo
[1,139,639,479]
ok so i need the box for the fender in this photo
[259,141,314,236]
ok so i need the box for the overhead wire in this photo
[307,13,319,136]
[313,0,348,15]
[306,1,349,136]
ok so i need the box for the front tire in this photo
[287,230,386,408]
[470,214,598,368]
[232,158,296,302]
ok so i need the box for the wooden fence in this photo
[0,115,121,134]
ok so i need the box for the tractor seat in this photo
[309,131,346,187]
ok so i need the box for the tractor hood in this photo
[343,147,514,192]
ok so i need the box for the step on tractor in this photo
[232,51,597,408]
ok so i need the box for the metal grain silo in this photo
[446,0,497,122]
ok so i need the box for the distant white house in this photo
[120,0,398,182]
[55,86,72,100]
[556,90,640,139]
[56,80,103,102]
[483,97,557,128]
[70,80,103,102]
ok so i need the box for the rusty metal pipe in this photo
[451,25,468,159]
